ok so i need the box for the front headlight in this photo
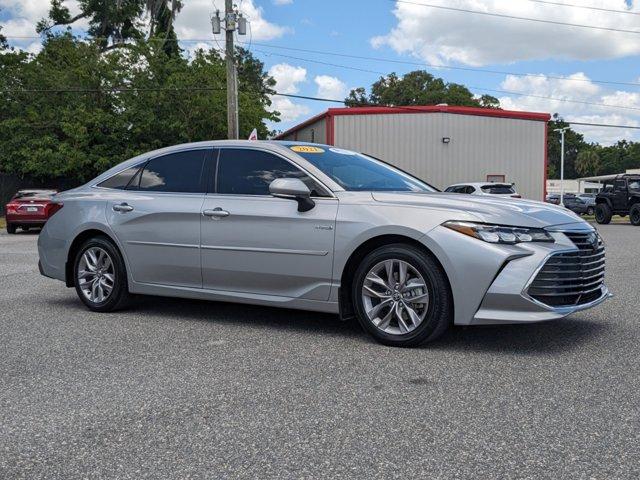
[443,221,555,244]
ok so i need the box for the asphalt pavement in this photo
[0,225,638,479]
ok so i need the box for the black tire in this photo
[630,204,640,226]
[73,236,131,312]
[352,244,452,347]
[595,203,612,224]
[587,206,595,216]
[7,223,17,234]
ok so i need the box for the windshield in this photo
[289,145,436,192]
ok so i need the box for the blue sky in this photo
[2,0,640,144]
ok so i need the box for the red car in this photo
[5,189,60,234]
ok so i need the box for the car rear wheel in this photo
[630,204,640,226]
[595,203,612,224]
[352,244,452,347]
[73,236,131,312]
[7,223,17,234]
[587,206,595,216]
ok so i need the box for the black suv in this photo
[595,174,640,225]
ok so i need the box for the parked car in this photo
[576,193,596,216]
[38,141,609,347]
[5,189,59,234]
[562,195,589,216]
[545,193,576,205]
[444,182,521,198]
[595,174,640,225]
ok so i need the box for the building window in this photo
[486,174,506,183]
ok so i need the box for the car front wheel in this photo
[352,244,452,347]
[73,236,131,312]
[630,204,640,226]
[595,203,612,224]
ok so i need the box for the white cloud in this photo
[314,75,347,100]
[175,0,290,43]
[268,63,310,122]
[273,0,293,5]
[269,63,307,94]
[270,97,311,123]
[373,0,640,66]
[497,72,640,145]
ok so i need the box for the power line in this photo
[251,47,640,114]
[246,41,640,89]
[392,0,640,34]
[5,34,640,89]
[525,0,640,16]
[2,86,639,131]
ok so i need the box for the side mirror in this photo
[269,178,315,212]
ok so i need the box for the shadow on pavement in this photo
[51,293,610,354]
[430,317,610,355]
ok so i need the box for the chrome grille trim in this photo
[527,231,605,307]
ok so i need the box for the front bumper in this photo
[471,227,610,325]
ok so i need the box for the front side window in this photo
[628,179,640,192]
[615,180,627,192]
[216,148,326,196]
[98,166,141,190]
[291,146,436,192]
[132,150,206,193]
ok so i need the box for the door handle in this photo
[203,208,230,218]
[113,203,134,213]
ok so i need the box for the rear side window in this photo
[132,150,206,193]
[216,148,325,196]
[98,166,140,189]
[481,185,515,194]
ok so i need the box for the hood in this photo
[371,192,589,229]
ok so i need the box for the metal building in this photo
[276,106,550,200]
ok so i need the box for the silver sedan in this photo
[38,141,610,347]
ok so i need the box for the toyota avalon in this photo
[38,141,610,347]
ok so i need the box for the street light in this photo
[554,127,569,206]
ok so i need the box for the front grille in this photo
[527,231,605,307]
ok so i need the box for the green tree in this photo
[37,0,146,51]
[546,115,590,179]
[575,149,600,177]
[345,70,498,108]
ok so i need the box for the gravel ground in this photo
[0,225,638,479]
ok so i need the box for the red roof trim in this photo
[326,105,550,122]
[274,106,550,139]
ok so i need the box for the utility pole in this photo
[554,127,569,206]
[212,2,247,139]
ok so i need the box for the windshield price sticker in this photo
[290,146,325,153]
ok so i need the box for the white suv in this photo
[445,182,521,198]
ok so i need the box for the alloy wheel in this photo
[361,259,429,335]
[77,247,115,303]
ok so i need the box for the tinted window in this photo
[481,184,515,194]
[615,180,626,191]
[217,149,324,196]
[134,150,206,193]
[98,166,141,189]
[292,146,436,192]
